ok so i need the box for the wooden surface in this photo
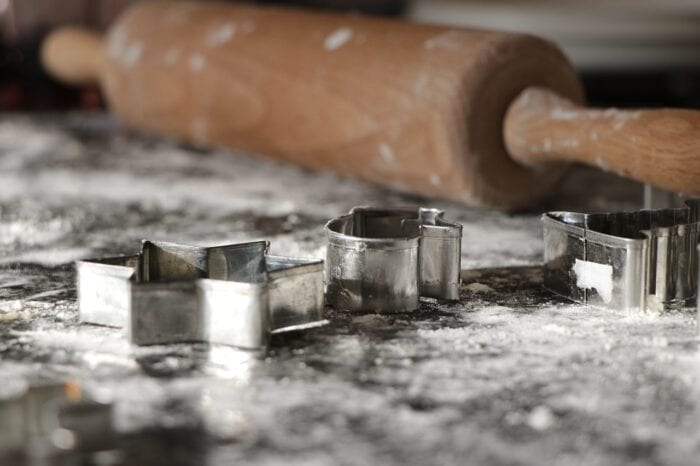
[42,0,583,210]
[42,1,700,209]
[41,27,104,85]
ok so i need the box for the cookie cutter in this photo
[325,207,462,312]
[543,200,700,311]
[77,240,326,349]
[643,184,687,210]
[0,381,114,459]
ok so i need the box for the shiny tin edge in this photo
[324,206,462,312]
[76,240,326,349]
[543,201,700,311]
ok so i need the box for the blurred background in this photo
[2,0,700,110]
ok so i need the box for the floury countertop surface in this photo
[0,113,698,465]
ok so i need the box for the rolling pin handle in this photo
[505,87,700,196]
[41,27,104,86]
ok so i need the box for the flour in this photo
[378,143,395,166]
[464,282,494,293]
[423,31,462,50]
[189,53,206,72]
[572,258,613,303]
[121,42,143,68]
[324,27,353,51]
[207,23,236,47]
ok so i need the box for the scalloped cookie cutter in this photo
[543,200,700,311]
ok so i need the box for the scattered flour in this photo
[464,282,494,293]
[378,143,395,166]
[423,31,462,50]
[189,54,206,72]
[527,405,555,431]
[324,27,353,51]
[106,29,143,68]
[207,23,236,47]
[121,42,143,68]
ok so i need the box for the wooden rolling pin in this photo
[41,1,700,209]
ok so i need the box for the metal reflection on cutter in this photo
[77,240,326,348]
[0,381,114,459]
[325,207,462,313]
[543,200,700,311]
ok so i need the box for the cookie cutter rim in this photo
[324,207,462,313]
[77,239,327,349]
[543,200,700,311]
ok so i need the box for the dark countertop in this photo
[0,113,697,466]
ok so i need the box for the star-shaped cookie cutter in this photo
[77,240,326,349]
[325,207,462,312]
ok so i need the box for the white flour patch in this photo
[105,30,144,69]
[378,143,395,166]
[118,41,143,68]
[573,259,613,303]
[189,54,205,72]
[423,31,462,50]
[106,28,129,60]
[464,282,494,293]
[417,326,473,341]
[527,405,555,431]
[163,48,181,65]
[429,174,441,186]
[324,27,353,51]
[595,156,608,171]
[550,108,579,121]
[207,23,236,46]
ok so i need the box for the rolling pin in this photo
[41,1,700,209]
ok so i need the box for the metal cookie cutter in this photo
[543,200,700,311]
[325,207,462,312]
[0,382,114,459]
[77,240,326,349]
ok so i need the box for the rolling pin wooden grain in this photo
[41,1,700,209]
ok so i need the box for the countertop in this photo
[0,113,697,466]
